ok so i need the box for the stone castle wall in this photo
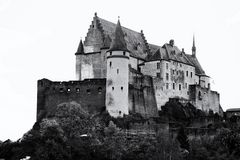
[129,69,158,117]
[189,85,220,113]
[37,78,106,121]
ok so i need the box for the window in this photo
[166,83,169,89]
[117,69,119,74]
[177,71,179,75]
[198,91,202,100]
[60,88,64,92]
[179,84,181,90]
[123,51,126,56]
[156,73,160,78]
[121,86,123,90]
[166,73,169,80]
[67,88,71,92]
[166,63,168,69]
[87,89,91,94]
[186,71,188,77]
[110,61,112,67]
[157,62,160,69]
[191,72,193,78]
[98,87,102,94]
[185,83,187,89]
[173,83,175,90]
[180,64,182,67]
[112,87,114,91]
[110,52,112,55]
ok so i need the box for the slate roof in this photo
[147,43,206,76]
[75,39,84,55]
[108,20,129,52]
[83,14,207,76]
[97,17,150,59]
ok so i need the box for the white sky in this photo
[0,0,240,141]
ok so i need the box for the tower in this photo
[75,39,84,80]
[106,19,130,117]
[192,35,196,57]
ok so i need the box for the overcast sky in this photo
[0,0,240,141]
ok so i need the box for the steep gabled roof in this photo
[185,54,206,75]
[92,16,151,59]
[147,42,207,76]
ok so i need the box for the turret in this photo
[75,39,84,80]
[192,35,196,57]
[106,19,130,117]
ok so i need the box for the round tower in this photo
[106,19,129,117]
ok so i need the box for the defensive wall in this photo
[37,78,106,121]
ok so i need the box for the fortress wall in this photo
[189,85,220,113]
[129,71,158,117]
[37,78,106,120]
[78,51,107,80]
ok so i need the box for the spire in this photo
[108,19,129,52]
[75,39,84,55]
[192,35,196,57]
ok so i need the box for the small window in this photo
[117,69,119,74]
[110,52,112,55]
[191,72,193,78]
[173,83,175,90]
[157,62,160,69]
[186,71,188,77]
[60,88,64,92]
[87,89,91,94]
[180,64,182,67]
[179,84,181,90]
[121,86,123,90]
[112,87,114,91]
[198,91,202,100]
[76,88,80,92]
[110,61,112,67]
[185,83,187,89]
[166,63,168,69]
[173,70,175,75]
[177,71,179,75]
[98,87,102,94]
[166,73,169,80]
[156,73,160,78]
[119,111,122,115]
[166,83,169,89]
[123,51,126,56]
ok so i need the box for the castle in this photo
[37,13,221,120]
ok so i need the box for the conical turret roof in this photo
[108,20,129,52]
[75,39,84,55]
